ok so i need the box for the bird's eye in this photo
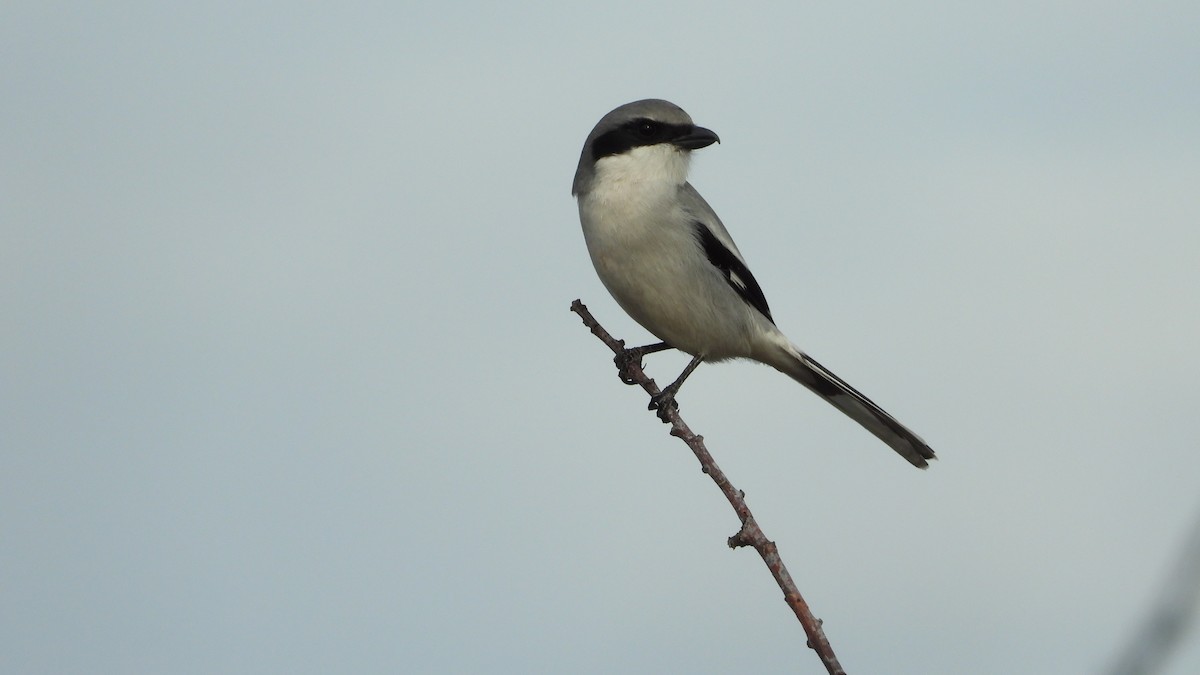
[637,121,659,137]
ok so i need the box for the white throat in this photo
[588,144,691,198]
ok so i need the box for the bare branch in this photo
[571,299,847,675]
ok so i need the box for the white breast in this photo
[576,145,767,360]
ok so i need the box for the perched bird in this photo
[572,99,935,468]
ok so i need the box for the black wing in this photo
[694,221,774,324]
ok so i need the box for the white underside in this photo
[577,145,788,364]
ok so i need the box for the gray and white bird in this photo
[572,99,936,469]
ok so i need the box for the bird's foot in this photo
[614,347,644,385]
[648,389,680,422]
[615,342,670,384]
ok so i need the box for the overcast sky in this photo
[3,2,1199,673]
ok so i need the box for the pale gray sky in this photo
[3,2,1199,673]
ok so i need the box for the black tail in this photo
[778,348,936,469]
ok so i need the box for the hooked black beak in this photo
[671,126,720,150]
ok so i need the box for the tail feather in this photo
[774,346,935,469]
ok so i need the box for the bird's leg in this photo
[649,354,705,421]
[614,341,673,385]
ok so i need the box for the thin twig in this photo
[571,299,847,675]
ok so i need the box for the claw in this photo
[648,390,679,422]
[614,342,671,385]
[614,349,642,385]
[648,391,677,410]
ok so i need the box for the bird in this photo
[572,99,936,469]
